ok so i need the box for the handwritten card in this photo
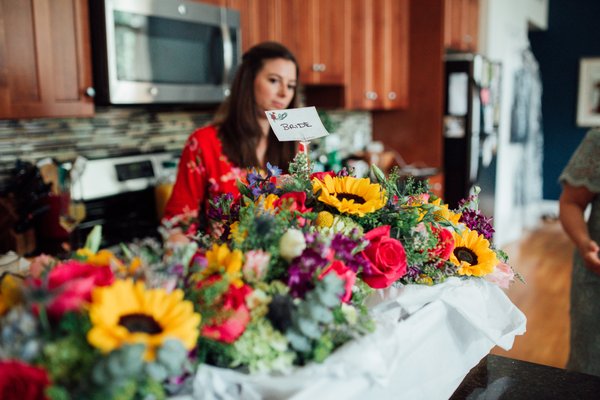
[265,106,329,142]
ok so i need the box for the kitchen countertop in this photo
[450,354,600,399]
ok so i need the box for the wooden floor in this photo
[491,219,574,368]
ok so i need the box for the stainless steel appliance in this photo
[71,152,178,248]
[443,54,502,218]
[89,0,241,105]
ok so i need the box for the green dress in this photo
[559,129,600,376]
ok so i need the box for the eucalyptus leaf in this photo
[297,317,320,339]
[308,303,333,323]
[156,340,187,375]
[286,328,311,352]
[145,362,168,382]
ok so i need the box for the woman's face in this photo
[254,58,297,114]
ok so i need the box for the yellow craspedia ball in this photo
[315,211,334,228]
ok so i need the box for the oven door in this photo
[100,0,240,104]
[74,188,159,249]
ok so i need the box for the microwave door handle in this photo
[220,9,233,87]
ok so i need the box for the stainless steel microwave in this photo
[89,0,241,105]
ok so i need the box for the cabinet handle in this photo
[365,91,378,100]
[312,63,326,72]
[85,87,96,98]
[387,91,397,100]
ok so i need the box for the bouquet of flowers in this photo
[165,151,517,375]
[0,152,519,399]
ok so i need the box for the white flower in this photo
[279,228,306,261]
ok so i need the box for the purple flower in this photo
[287,248,328,298]
[460,209,495,240]
[406,266,421,279]
[331,234,364,272]
[247,168,278,197]
[266,162,282,177]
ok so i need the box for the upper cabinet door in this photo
[347,0,409,110]
[294,0,346,85]
[444,0,479,52]
[230,0,346,86]
[0,0,94,119]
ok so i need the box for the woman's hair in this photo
[214,41,299,169]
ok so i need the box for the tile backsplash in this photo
[0,107,370,190]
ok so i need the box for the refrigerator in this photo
[443,53,502,219]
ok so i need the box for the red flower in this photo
[310,171,336,181]
[429,225,455,267]
[274,192,312,214]
[36,261,114,318]
[0,360,50,400]
[360,225,407,289]
[199,276,252,343]
[319,260,356,303]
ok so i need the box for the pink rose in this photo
[0,360,50,400]
[199,277,252,343]
[360,225,407,289]
[242,250,271,282]
[41,261,114,318]
[319,260,356,303]
[484,262,515,289]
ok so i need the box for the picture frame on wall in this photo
[576,57,600,127]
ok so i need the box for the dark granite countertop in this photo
[451,354,600,400]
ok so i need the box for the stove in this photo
[71,152,178,248]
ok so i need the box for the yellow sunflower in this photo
[87,279,200,361]
[450,228,498,276]
[430,198,461,225]
[201,243,244,287]
[312,175,386,217]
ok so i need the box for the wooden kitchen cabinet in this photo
[221,0,346,85]
[0,0,94,119]
[289,0,346,85]
[444,0,479,52]
[346,0,409,110]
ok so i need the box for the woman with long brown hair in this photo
[164,41,299,219]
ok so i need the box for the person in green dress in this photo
[559,128,600,376]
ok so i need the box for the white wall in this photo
[478,0,549,247]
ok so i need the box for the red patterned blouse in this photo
[163,125,245,219]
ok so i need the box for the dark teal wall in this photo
[529,0,600,200]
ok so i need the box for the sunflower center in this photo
[454,247,478,265]
[337,193,366,204]
[119,313,163,334]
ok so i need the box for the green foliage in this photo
[40,330,97,387]
[286,274,344,357]
[84,226,103,254]
[196,337,236,368]
[231,319,296,373]
[288,151,312,181]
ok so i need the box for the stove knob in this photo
[149,87,159,97]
